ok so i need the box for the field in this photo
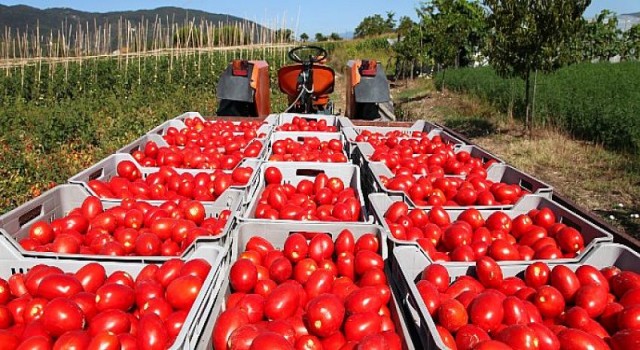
[435,63,640,154]
[0,47,292,211]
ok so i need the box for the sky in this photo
[0,0,638,37]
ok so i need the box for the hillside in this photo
[0,4,267,52]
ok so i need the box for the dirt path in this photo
[393,79,640,236]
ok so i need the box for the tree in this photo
[419,0,487,75]
[385,11,397,32]
[397,16,415,39]
[315,33,327,42]
[484,0,591,131]
[393,21,426,79]
[300,33,309,42]
[354,14,391,38]
[329,32,343,41]
[623,24,640,60]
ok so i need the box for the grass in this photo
[393,78,640,235]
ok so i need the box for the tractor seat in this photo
[277,64,335,97]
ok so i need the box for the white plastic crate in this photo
[265,131,350,163]
[242,162,374,224]
[368,192,613,267]
[194,221,416,349]
[68,153,261,205]
[367,161,553,210]
[392,243,639,350]
[0,233,227,350]
[0,184,242,259]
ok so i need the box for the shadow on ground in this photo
[443,116,497,138]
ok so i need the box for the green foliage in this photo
[419,0,487,68]
[354,13,395,38]
[275,29,294,42]
[300,33,309,42]
[315,33,327,42]
[435,63,640,152]
[572,10,624,62]
[623,24,640,60]
[329,33,343,41]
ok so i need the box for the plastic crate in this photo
[149,117,272,142]
[265,131,350,163]
[172,111,204,122]
[0,184,242,260]
[343,120,464,153]
[194,221,416,349]
[68,153,261,205]
[242,162,374,224]
[0,233,227,350]
[367,162,553,210]
[368,192,614,267]
[117,133,171,155]
[392,242,639,350]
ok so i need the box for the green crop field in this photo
[435,63,640,153]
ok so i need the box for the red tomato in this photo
[265,167,283,184]
[532,286,565,319]
[305,294,345,337]
[53,330,91,350]
[264,283,300,320]
[75,263,107,294]
[557,329,608,350]
[230,259,258,293]
[550,265,581,302]
[610,329,640,350]
[455,324,490,350]
[166,275,203,310]
[469,291,504,332]
[417,280,441,316]
[37,274,84,299]
[421,264,450,293]
[439,298,469,332]
[494,324,539,350]
[42,298,85,337]
[88,309,131,336]
[475,256,503,289]
[344,311,382,341]
[137,314,169,350]
[249,332,293,350]
[213,308,249,350]
[524,262,550,288]
[96,283,135,311]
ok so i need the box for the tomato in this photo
[557,329,608,350]
[486,212,512,232]
[75,263,107,294]
[429,206,451,227]
[283,233,309,263]
[16,336,52,350]
[165,275,203,310]
[455,324,490,350]
[0,330,19,349]
[384,202,409,223]
[354,250,383,276]
[88,309,131,336]
[308,234,334,263]
[42,298,85,337]
[264,283,300,320]
[555,227,584,254]
[439,298,469,332]
[53,330,91,350]
[95,283,135,311]
[502,296,529,326]
[533,208,556,229]
[37,274,84,299]
[265,167,283,185]
[575,265,609,291]
[475,256,503,289]
[532,285,565,319]
[528,322,559,350]
[344,311,381,341]
[610,329,640,350]
[422,264,450,293]
[473,340,513,350]
[417,280,441,316]
[304,294,345,338]
[550,265,581,302]
[573,285,607,318]
[137,314,169,350]
[524,262,550,289]
[230,259,258,293]
[29,221,55,245]
[23,297,47,323]
[135,233,162,256]
[469,291,504,332]
[436,325,457,350]
[618,305,640,330]
[249,332,293,350]
[213,308,250,350]
[494,324,539,350]
[304,270,333,299]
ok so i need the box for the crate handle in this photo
[18,205,43,228]
[519,178,534,192]
[88,168,104,181]
[296,169,325,177]
[403,294,422,327]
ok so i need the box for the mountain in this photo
[0,4,267,51]
[624,12,640,17]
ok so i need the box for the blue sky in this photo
[0,0,638,36]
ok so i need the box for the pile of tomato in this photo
[87,160,254,201]
[379,172,529,207]
[276,116,338,132]
[0,258,211,349]
[268,137,348,163]
[213,230,403,350]
[19,196,230,256]
[253,167,362,222]
[384,201,586,262]
[163,118,268,147]
[416,257,639,349]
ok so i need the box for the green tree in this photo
[573,10,624,61]
[354,14,390,38]
[393,21,426,79]
[420,0,487,76]
[623,24,640,60]
[484,0,591,131]
[385,11,397,32]
[329,32,343,41]
[315,33,328,42]
[300,32,309,42]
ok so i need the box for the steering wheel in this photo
[288,45,328,64]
